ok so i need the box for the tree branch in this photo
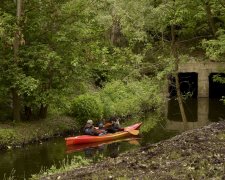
[178,35,214,43]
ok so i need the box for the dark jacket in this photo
[106,120,121,133]
[83,124,99,136]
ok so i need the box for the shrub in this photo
[70,78,163,122]
[0,129,17,145]
[99,78,163,118]
[71,94,103,125]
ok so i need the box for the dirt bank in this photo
[41,121,225,180]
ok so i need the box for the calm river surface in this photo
[0,98,224,179]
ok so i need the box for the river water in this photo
[0,98,224,179]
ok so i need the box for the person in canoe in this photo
[106,118,122,133]
[83,120,99,136]
[84,120,106,136]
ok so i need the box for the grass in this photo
[30,156,90,180]
[0,116,78,150]
[3,169,16,180]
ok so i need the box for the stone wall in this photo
[178,61,225,97]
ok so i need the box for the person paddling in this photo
[84,120,106,136]
[106,118,122,133]
[83,120,99,136]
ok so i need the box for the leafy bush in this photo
[71,94,103,125]
[69,78,163,122]
[99,78,163,118]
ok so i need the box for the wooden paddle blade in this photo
[126,129,139,135]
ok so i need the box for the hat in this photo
[87,119,93,125]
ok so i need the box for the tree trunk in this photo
[174,71,187,123]
[14,0,23,57]
[204,1,216,36]
[12,88,21,121]
[39,104,48,119]
[171,25,187,123]
[24,106,32,121]
[12,0,23,122]
[111,15,121,45]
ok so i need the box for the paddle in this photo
[123,129,139,135]
[103,122,140,135]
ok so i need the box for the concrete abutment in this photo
[177,61,225,98]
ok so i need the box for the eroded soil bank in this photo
[42,121,225,180]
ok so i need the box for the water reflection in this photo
[0,139,68,180]
[71,138,140,163]
[83,142,120,159]
[106,142,120,158]
[209,98,225,121]
[66,138,140,159]
[0,137,141,179]
[166,98,225,131]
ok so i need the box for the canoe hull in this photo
[65,122,142,146]
[66,137,140,153]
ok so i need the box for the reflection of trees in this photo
[209,99,225,121]
[141,121,178,145]
[0,139,67,179]
[167,99,197,122]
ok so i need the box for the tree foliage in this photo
[71,94,103,125]
[0,0,225,121]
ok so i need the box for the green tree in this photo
[1,0,224,122]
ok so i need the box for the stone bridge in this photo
[165,61,225,131]
[178,61,225,97]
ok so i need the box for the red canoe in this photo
[66,137,141,153]
[65,122,142,146]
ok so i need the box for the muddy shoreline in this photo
[41,121,225,180]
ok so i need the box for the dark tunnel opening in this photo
[168,72,198,98]
[209,73,225,98]
[209,73,225,121]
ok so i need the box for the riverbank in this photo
[0,116,78,150]
[40,120,225,179]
